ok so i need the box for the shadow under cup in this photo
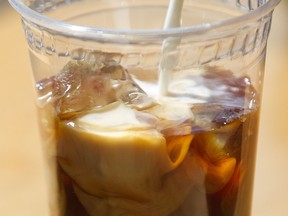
[9,0,280,215]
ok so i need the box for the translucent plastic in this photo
[9,0,280,215]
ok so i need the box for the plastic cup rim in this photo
[8,0,281,38]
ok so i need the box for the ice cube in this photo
[212,107,246,126]
[191,103,227,133]
[49,49,136,119]
[167,67,258,110]
[53,60,117,119]
[115,77,155,110]
[43,49,158,119]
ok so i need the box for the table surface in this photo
[0,1,287,215]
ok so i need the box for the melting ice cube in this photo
[53,61,117,119]
[115,79,155,110]
[50,49,155,118]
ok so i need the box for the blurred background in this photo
[0,0,287,215]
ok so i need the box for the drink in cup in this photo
[9,0,280,215]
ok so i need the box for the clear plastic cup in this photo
[9,0,280,215]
